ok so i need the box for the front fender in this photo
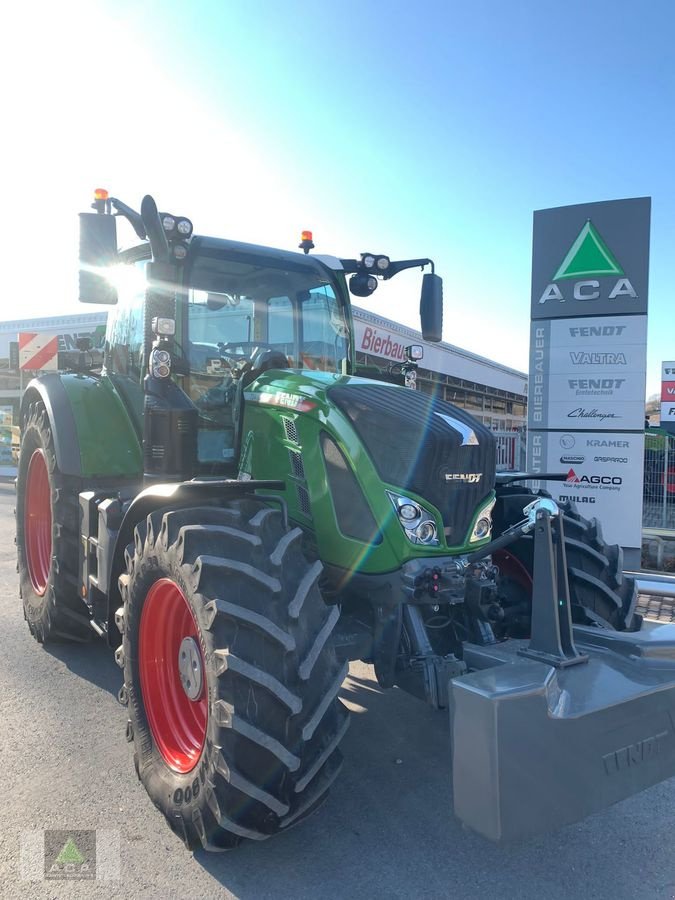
[21,374,142,478]
[106,478,284,644]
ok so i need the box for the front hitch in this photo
[449,505,675,841]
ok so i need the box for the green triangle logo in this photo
[553,220,624,280]
[56,838,85,865]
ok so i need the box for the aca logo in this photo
[539,220,637,305]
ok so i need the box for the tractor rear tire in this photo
[118,501,349,850]
[16,401,92,643]
[493,489,639,632]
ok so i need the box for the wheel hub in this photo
[178,636,203,701]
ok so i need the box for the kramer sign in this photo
[528,197,650,559]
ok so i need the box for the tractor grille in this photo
[297,484,312,517]
[289,450,305,479]
[329,384,496,545]
[283,416,299,444]
[321,433,381,543]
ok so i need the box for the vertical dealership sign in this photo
[660,361,675,432]
[527,198,650,565]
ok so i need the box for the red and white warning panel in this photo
[661,360,675,431]
[18,332,59,371]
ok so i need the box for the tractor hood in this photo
[245,371,496,549]
[327,382,496,546]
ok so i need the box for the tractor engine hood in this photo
[327,382,496,546]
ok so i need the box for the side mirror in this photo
[79,213,118,304]
[420,273,443,342]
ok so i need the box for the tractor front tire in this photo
[118,501,349,850]
[16,401,91,643]
[494,489,639,632]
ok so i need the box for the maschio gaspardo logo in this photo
[539,220,638,305]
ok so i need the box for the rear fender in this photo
[21,374,142,478]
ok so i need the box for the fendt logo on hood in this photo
[539,220,637,305]
[444,473,483,484]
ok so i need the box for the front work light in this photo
[469,497,495,543]
[152,317,176,336]
[349,272,378,297]
[387,492,440,547]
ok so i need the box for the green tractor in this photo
[16,191,675,849]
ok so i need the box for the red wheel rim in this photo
[139,579,207,773]
[24,449,52,596]
[493,549,533,594]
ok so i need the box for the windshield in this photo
[182,250,350,465]
[185,252,350,375]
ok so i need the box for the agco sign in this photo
[566,468,623,486]
[538,220,638,306]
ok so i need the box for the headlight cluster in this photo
[387,492,439,546]
[160,212,193,262]
[362,253,390,272]
[469,496,495,543]
[151,347,171,379]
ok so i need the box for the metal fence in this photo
[494,431,527,473]
[643,431,675,530]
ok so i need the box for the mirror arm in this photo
[109,198,147,241]
[338,257,435,278]
[383,257,434,279]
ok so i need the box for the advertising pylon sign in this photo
[527,198,650,566]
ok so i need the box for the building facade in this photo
[0,308,527,434]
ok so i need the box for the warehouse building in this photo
[0,307,527,436]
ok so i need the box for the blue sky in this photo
[5,0,674,396]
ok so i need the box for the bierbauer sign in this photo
[527,198,650,563]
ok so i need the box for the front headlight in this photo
[469,496,496,543]
[386,492,440,547]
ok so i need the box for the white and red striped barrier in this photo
[18,332,59,371]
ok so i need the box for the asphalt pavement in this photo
[1,482,675,899]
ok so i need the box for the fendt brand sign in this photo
[527,198,650,559]
[529,315,647,431]
[660,361,675,433]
